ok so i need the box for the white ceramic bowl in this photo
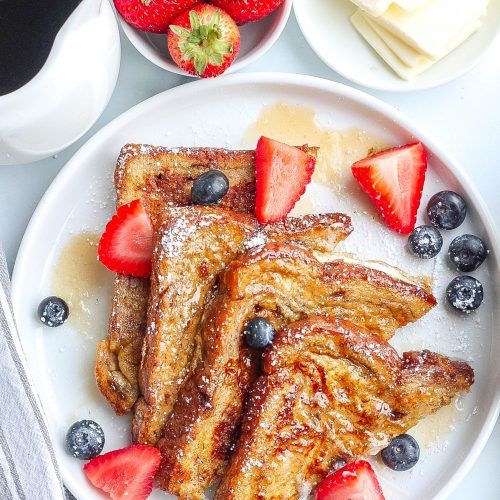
[119,0,292,76]
[0,0,120,165]
[294,0,500,92]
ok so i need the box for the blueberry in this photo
[446,276,484,312]
[66,420,104,460]
[243,317,275,349]
[381,434,419,471]
[38,296,69,327]
[427,191,467,230]
[408,225,443,259]
[448,234,488,272]
[191,170,229,205]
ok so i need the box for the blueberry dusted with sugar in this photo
[446,276,484,312]
[243,317,275,349]
[448,234,488,272]
[381,434,419,471]
[191,170,229,205]
[408,225,443,259]
[427,190,467,230]
[38,296,69,327]
[66,420,105,460]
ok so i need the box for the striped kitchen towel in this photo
[0,245,66,500]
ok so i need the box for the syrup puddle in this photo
[242,101,389,190]
[407,397,464,449]
[52,233,114,340]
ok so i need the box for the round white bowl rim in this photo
[11,72,500,498]
[119,0,293,76]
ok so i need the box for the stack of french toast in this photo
[95,142,473,499]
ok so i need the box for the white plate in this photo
[120,0,292,76]
[12,73,500,499]
[294,0,500,92]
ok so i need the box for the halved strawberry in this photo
[83,444,162,500]
[255,136,316,224]
[351,142,427,234]
[315,460,385,500]
[98,199,153,278]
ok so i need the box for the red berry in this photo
[316,460,385,500]
[351,142,427,234]
[83,444,162,500]
[168,5,240,78]
[98,199,153,278]
[255,136,315,224]
[113,0,202,33]
[209,0,285,24]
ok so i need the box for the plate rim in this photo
[11,72,500,499]
[293,0,500,93]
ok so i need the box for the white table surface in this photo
[1,12,499,500]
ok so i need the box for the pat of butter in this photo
[350,0,428,17]
[368,0,488,59]
[364,12,482,65]
[351,11,432,80]
[361,13,427,67]
[351,10,482,80]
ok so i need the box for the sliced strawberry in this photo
[351,142,427,234]
[98,199,153,278]
[255,136,316,224]
[83,444,162,500]
[316,460,385,500]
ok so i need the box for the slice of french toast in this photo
[216,317,473,500]
[132,206,353,445]
[96,143,317,415]
[156,243,437,498]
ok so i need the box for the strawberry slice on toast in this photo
[98,199,153,278]
[351,142,427,234]
[255,136,316,224]
[315,460,385,500]
[83,444,162,500]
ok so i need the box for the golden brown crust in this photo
[95,275,149,414]
[215,318,473,500]
[96,144,319,414]
[133,206,353,445]
[156,244,436,498]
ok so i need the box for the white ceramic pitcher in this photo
[0,0,120,165]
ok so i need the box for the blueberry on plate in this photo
[407,225,443,259]
[66,420,104,460]
[427,191,467,230]
[38,296,69,327]
[381,434,419,471]
[243,317,275,349]
[448,234,488,272]
[446,276,484,312]
[191,170,229,205]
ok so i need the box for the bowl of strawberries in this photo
[114,0,292,78]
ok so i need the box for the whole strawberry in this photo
[114,0,201,33]
[208,0,285,24]
[168,5,240,78]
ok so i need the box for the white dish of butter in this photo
[294,0,500,91]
